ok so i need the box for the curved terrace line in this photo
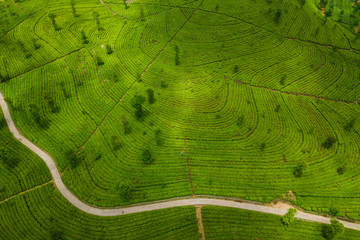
[1,91,360,231]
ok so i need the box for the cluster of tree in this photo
[281,208,297,227]
[96,56,104,66]
[130,94,146,120]
[174,45,180,65]
[48,13,60,31]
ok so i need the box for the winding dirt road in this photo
[1,91,360,231]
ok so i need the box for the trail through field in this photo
[196,206,206,240]
[11,0,25,14]
[1,91,360,231]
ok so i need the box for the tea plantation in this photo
[1,0,360,238]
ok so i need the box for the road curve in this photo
[1,91,360,231]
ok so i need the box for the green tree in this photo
[233,65,239,74]
[281,208,297,227]
[106,44,113,55]
[96,56,104,66]
[293,163,306,178]
[65,150,80,168]
[43,91,58,113]
[174,45,180,65]
[116,180,135,201]
[123,0,129,9]
[141,149,154,165]
[131,95,146,120]
[321,219,344,240]
[322,137,336,149]
[274,9,282,23]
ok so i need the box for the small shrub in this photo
[260,142,266,151]
[281,208,297,227]
[336,166,345,175]
[280,75,286,85]
[122,116,131,134]
[344,118,355,132]
[81,30,88,44]
[154,129,164,146]
[329,206,339,216]
[237,115,245,127]
[233,65,239,74]
[274,104,281,112]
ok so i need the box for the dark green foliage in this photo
[48,13,59,31]
[141,149,154,165]
[293,163,306,178]
[337,166,345,175]
[274,9,282,23]
[215,4,219,11]
[325,9,332,17]
[106,44,113,55]
[140,7,145,21]
[298,0,305,7]
[131,95,146,109]
[49,229,64,240]
[274,104,281,112]
[59,82,70,99]
[260,142,266,151]
[123,0,129,9]
[96,56,104,66]
[344,118,356,132]
[280,208,297,226]
[112,73,119,83]
[322,137,336,149]
[280,75,286,85]
[92,11,102,30]
[131,95,146,120]
[27,103,48,128]
[329,206,339,216]
[154,129,164,146]
[81,30,88,44]
[233,65,239,74]
[116,180,135,201]
[32,38,40,50]
[111,136,121,150]
[160,79,168,88]
[321,219,344,240]
[122,116,131,134]
[65,150,80,168]
[0,146,20,169]
[71,0,77,17]
[43,91,59,113]
[237,115,245,127]
[174,45,180,65]
[0,72,9,83]
[0,185,5,193]
[146,88,155,104]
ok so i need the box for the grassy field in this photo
[1,0,360,232]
